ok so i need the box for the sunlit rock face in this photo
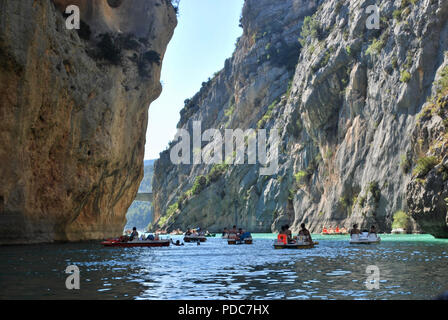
[152,0,448,238]
[0,0,176,244]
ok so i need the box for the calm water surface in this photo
[1,234,447,300]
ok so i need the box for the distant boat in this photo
[101,238,170,247]
[184,235,207,243]
[391,228,406,234]
[321,227,348,235]
[349,232,381,244]
[228,238,253,245]
[274,240,317,249]
[274,233,317,249]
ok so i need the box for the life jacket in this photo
[277,234,287,244]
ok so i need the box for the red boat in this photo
[101,238,170,247]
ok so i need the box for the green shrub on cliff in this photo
[192,175,207,195]
[400,154,411,174]
[400,70,411,83]
[207,164,229,183]
[299,15,320,47]
[368,181,381,203]
[435,65,448,95]
[257,100,278,129]
[294,171,308,186]
[392,210,409,230]
[159,202,179,227]
[413,156,439,177]
[366,38,385,56]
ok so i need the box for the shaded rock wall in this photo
[0,0,176,244]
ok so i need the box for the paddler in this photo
[298,223,312,243]
[129,227,139,241]
[350,224,361,236]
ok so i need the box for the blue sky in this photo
[145,0,245,160]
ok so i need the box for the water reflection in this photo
[0,235,447,299]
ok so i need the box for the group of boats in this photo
[101,230,380,248]
[321,226,348,235]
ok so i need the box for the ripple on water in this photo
[0,235,447,299]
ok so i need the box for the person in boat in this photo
[236,228,250,241]
[146,233,155,241]
[340,227,348,234]
[369,225,377,236]
[279,225,286,235]
[322,227,328,234]
[185,228,192,236]
[350,224,361,236]
[335,226,340,234]
[240,231,251,241]
[222,227,229,237]
[228,225,238,239]
[129,227,139,241]
[298,223,312,243]
[284,225,293,243]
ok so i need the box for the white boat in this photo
[391,228,406,234]
[350,232,381,244]
[274,239,318,249]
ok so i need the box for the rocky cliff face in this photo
[0,0,176,244]
[153,0,448,237]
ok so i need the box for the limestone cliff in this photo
[0,0,176,244]
[152,0,448,237]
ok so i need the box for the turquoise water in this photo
[0,234,447,299]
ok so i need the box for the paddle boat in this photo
[170,228,184,236]
[226,231,253,245]
[101,237,170,247]
[273,234,317,249]
[321,226,348,235]
[228,237,253,245]
[349,232,381,244]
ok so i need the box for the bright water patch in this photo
[0,234,447,299]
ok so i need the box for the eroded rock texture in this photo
[0,0,176,244]
[152,0,448,237]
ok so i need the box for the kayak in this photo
[349,232,381,244]
[184,235,207,243]
[101,239,170,247]
[228,238,253,245]
[273,241,318,249]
